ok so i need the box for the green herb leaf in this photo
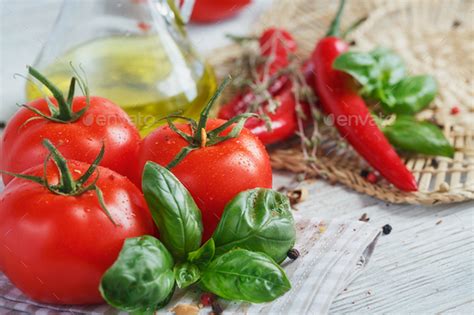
[142,162,203,261]
[212,188,296,264]
[99,236,175,314]
[334,48,437,115]
[381,75,437,114]
[187,238,215,268]
[370,47,406,86]
[200,249,291,303]
[383,116,454,157]
[174,262,201,289]
[333,51,377,87]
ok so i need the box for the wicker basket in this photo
[209,0,474,205]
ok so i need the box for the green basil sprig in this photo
[383,116,454,158]
[174,262,201,289]
[99,236,175,314]
[142,162,203,261]
[102,165,296,312]
[333,47,437,115]
[187,238,216,268]
[200,249,291,303]
[212,188,296,263]
[380,75,437,114]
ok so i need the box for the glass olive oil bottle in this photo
[26,0,216,136]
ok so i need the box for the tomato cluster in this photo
[0,67,272,304]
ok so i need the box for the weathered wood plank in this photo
[281,175,474,315]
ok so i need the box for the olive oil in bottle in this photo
[26,35,216,136]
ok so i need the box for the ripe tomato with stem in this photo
[134,78,273,240]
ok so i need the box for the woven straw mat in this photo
[209,0,474,205]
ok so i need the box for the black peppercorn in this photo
[212,301,224,315]
[452,20,461,28]
[0,121,5,129]
[382,224,392,235]
[360,169,369,178]
[287,248,300,260]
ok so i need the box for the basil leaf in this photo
[142,162,203,261]
[174,262,201,289]
[333,51,377,87]
[187,238,215,268]
[200,249,291,303]
[370,47,406,86]
[100,236,175,314]
[383,116,454,157]
[381,75,437,114]
[212,188,296,264]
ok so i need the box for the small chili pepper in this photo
[259,28,297,62]
[382,224,392,235]
[450,106,460,115]
[218,27,306,145]
[200,292,216,307]
[310,0,417,191]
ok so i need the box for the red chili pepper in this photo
[450,106,460,115]
[218,28,302,145]
[311,0,417,191]
[259,28,297,63]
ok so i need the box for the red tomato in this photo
[0,96,140,185]
[0,160,156,304]
[134,119,272,240]
[190,0,251,23]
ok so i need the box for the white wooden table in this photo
[1,1,473,314]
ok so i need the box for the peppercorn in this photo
[287,248,300,260]
[211,301,224,315]
[0,121,5,129]
[359,213,370,222]
[360,169,369,178]
[200,292,216,307]
[382,224,392,235]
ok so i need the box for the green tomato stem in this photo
[26,65,90,123]
[42,139,76,193]
[28,66,73,120]
[165,75,257,169]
